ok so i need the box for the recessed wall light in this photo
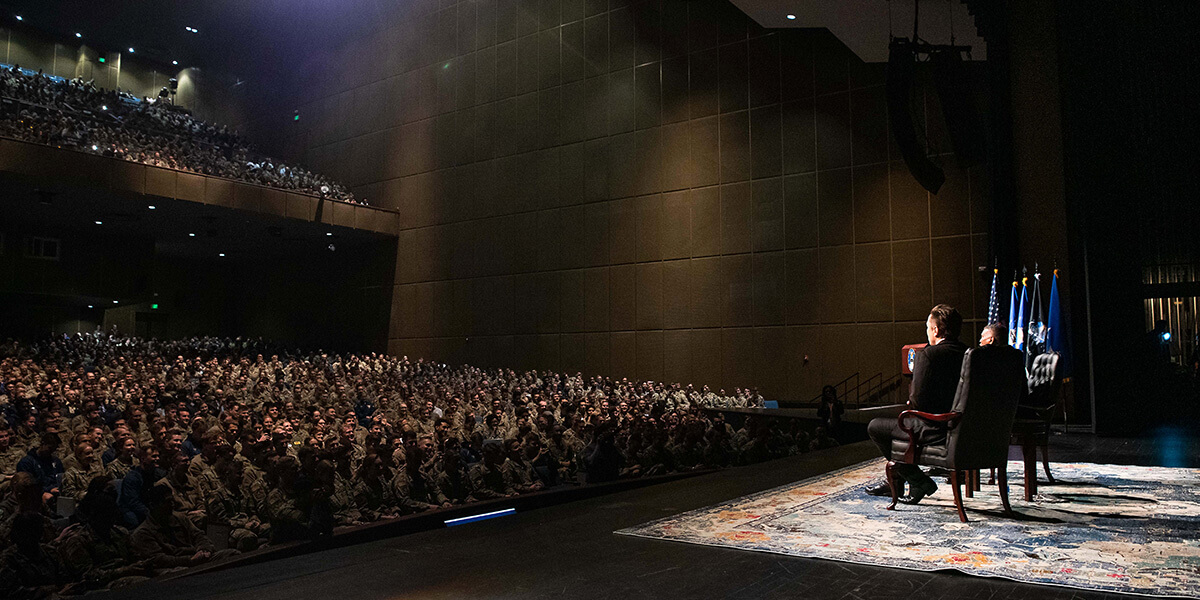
[786,14,796,20]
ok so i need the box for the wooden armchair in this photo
[885,344,1027,522]
[1010,352,1062,500]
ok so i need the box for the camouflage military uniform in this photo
[128,511,236,566]
[435,467,472,504]
[56,523,149,590]
[469,461,515,500]
[391,468,446,513]
[61,462,107,500]
[206,484,266,551]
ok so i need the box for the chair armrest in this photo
[896,410,961,464]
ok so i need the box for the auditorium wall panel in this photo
[280,0,991,402]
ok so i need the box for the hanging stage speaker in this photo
[931,49,986,168]
[887,40,945,194]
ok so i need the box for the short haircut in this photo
[983,322,1008,345]
[929,304,963,340]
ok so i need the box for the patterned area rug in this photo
[617,460,1200,597]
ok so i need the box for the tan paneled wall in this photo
[283,0,991,402]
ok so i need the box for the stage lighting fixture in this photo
[172,60,178,65]
[94,220,103,225]
[148,205,156,210]
[112,300,118,304]
[1162,332,1172,342]
[14,15,21,21]
[189,233,196,237]
[98,57,105,63]
[326,232,333,236]
[128,47,134,53]
[786,14,796,19]
[151,303,159,309]
[101,105,107,110]
[218,253,226,257]
[91,145,98,150]
[87,305,93,309]
[75,32,82,38]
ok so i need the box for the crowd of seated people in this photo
[0,65,362,204]
[0,331,833,594]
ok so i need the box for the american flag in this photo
[986,267,1001,325]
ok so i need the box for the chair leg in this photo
[965,469,974,498]
[973,469,982,492]
[885,461,899,511]
[950,470,968,522]
[1040,445,1055,483]
[997,464,1013,516]
[1023,442,1037,501]
[988,467,996,485]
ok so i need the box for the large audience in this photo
[0,331,835,594]
[0,65,361,204]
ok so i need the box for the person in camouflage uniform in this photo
[56,477,153,591]
[206,458,266,551]
[128,484,236,569]
[470,440,517,500]
[61,441,105,500]
[391,443,449,513]
[0,512,80,599]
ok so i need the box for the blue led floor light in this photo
[444,508,516,527]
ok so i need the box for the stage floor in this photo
[112,429,1200,600]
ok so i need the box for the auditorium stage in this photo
[112,431,1199,600]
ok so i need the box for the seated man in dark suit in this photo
[864,304,968,503]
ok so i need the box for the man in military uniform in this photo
[207,458,266,551]
[470,440,516,500]
[128,484,236,569]
[61,441,105,500]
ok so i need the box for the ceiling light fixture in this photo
[113,300,119,304]
[188,233,196,237]
[128,47,135,53]
[218,253,226,257]
[172,60,178,65]
[148,205,156,210]
[14,15,22,21]
[786,14,796,20]
[326,232,333,236]
[75,32,82,38]
[94,220,103,225]
[87,305,93,309]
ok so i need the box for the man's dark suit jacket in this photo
[907,339,968,440]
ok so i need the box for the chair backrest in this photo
[1026,352,1062,410]
[943,344,1027,469]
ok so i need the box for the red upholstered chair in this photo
[884,344,1027,522]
